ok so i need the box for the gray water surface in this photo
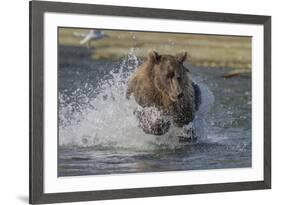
[58,46,251,177]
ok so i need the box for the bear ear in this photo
[176,52,188,64]
[148,51,160,63]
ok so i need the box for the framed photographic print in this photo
[29,0,271,204]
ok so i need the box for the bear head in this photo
[148,51,189,103]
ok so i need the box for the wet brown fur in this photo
[127,51,196,130]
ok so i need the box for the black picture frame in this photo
[29,0,271,204]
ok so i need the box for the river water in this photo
[58,46,251,177]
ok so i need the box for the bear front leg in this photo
[134,108,171,135]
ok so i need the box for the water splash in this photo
[59,50,214,151]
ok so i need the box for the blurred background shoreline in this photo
[59,28,252,75]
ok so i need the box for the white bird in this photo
[73,29,108,47]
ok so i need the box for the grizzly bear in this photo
[126,51,201,136]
